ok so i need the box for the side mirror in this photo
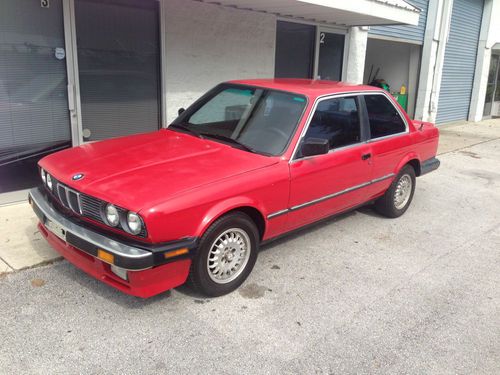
[301,138,329,157]
[178,108,185,116]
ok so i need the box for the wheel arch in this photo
[226,206,266,240]
[407,159,421,176]
[197,199,267,241]
[395,153,421,176]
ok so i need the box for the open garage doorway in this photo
[364,38,421,118]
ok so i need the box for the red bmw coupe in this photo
[29,79,440,298]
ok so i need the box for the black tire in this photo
[374,165,416,218]
[189,212,259,297]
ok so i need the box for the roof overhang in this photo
[199,0,420,27]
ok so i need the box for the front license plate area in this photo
[30,198,45,223]
[45,219,66,241]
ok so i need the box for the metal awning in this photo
[199,0,420,26]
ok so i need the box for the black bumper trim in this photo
[420,157,440,175]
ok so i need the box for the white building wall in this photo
[487,0,500,48]
[162,0,276,123]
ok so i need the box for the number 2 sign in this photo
[320,32,325,44]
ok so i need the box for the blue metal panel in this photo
[436,0,484,124]
[369,0,429,44]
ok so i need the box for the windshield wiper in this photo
[201,133,257,153]
[169,123,204,139]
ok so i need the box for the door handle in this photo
[361,153,372,160]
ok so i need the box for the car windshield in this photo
[171,84,307,156]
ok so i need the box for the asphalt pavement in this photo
[1,134,499,374]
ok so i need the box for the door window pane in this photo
[275,21,315,79]
[304,97,360,150]
[318,32,344,81]
[0,0,70,196]
[364,94,406,139]
[75,0,160,141]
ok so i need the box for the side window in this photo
[364,94,406,139]
[304,96,361,150]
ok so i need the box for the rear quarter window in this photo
[364,94,406,139]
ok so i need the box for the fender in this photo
[394,151,421,176]
[195,196,267,238]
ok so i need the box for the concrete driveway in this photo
[1,125,499,374]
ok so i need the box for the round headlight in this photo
[105,204,120,227]
[46,174,53,190]
[40,169,46,184]
[127,212,142,235]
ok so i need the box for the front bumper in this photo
[29,187,196,297]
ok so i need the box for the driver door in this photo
[287,95,373,230]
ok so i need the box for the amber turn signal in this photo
[164,248,189,259]
[97,249,115,264]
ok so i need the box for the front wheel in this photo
[189,212,259,297]
[374,165,416,218]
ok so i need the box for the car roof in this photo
[228,78,382,99]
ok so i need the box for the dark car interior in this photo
[364,94,406,138]
[304,97,361,151]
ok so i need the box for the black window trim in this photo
[291,90,409,162]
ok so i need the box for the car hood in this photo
[39,129,279,210]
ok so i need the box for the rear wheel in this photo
[189,212,259,297]
[374,165,416,218]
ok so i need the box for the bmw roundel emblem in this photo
[72,173,84,181]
